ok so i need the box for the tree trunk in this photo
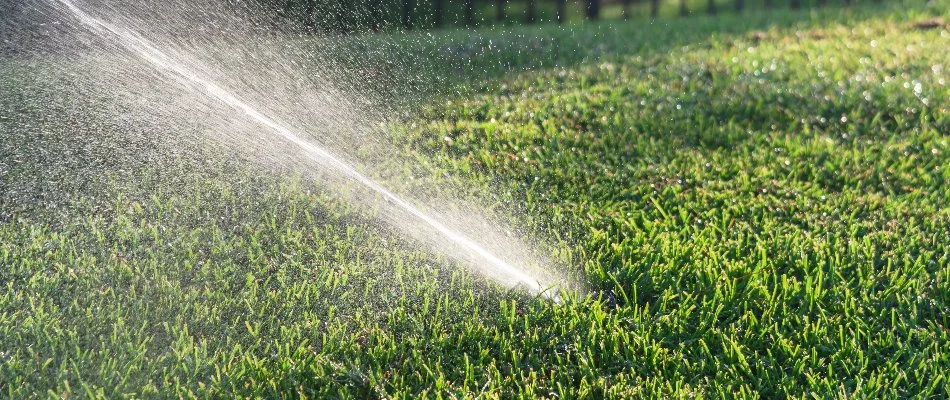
[763,0,771,9]
[497,0,506,22]
[433,0,444,28]
[304,0,317,32]
[465,0,475,27]
[586,0,600,20]
[735,0,744,12]
[526,0,537,23]
[402,0,413,29]
[622,0,632,20]
[274,0,289,31]
[371,0,383,32]
[680,0,689,16]
[334,0,347,33]
[556,0,567,24]
[707,0,716,15]
[790,0,800,8]
[650,0,660,18]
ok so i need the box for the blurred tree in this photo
[497,0,506,22]
[680,0,689,16]
[526,0,537,23]
[651,0,660,18]
[622,0,632,20]
[371,0,384,31]
[736,0,744,12]
[304,0,317,32]
[433,0,445,27]
[465,0,475,26]
[268,0,287,30]
[333,0,347,33]
[556,0,567,23]
[586,0,601,19]
[790,0,800,8]
[707,0,716,15]
[402,0,413,29]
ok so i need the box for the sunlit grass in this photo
[1,1,948,398]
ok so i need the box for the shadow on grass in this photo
[323,1,931,110]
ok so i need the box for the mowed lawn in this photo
[1,2,948,398]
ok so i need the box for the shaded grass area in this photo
[2,1,949,398]
[322,0,923,111]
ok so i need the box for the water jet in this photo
[47,0,565,299]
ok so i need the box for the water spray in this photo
[50,0,561,299]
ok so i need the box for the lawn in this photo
[1,1,948,398]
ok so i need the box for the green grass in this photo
[2,1,949,398]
